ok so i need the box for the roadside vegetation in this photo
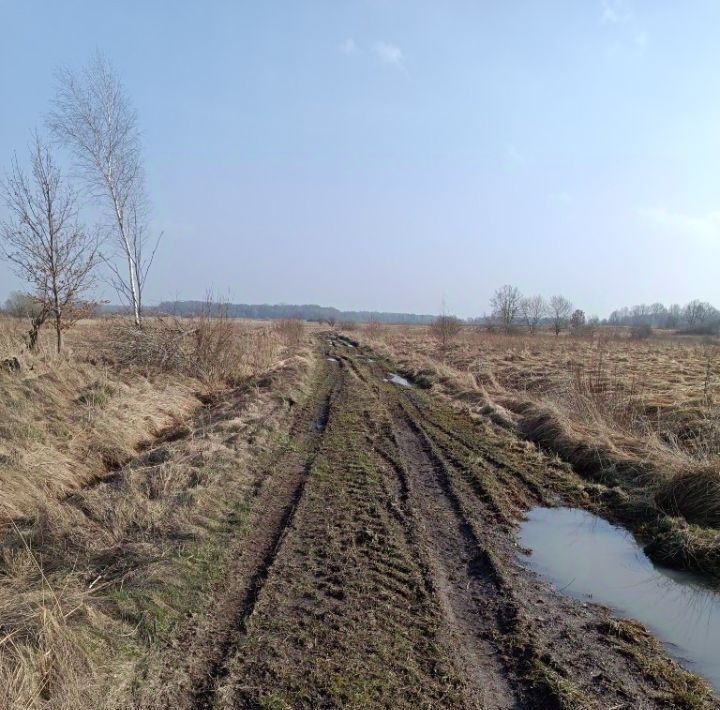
[0,313,313,708]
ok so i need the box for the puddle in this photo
[327,357,338,362]
[386,373,411,387]
[519,507,720,691]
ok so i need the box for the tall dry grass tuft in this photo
[656,466,720,528]
[273,318,305,347]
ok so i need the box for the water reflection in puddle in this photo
[386,373,411,386]
[519,507,720,691]
[327,357,338,362]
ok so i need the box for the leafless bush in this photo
[339,320,357,331]
[365,318,384,338]
[191,313,238,382]
[430,315,463,348]
[103,312,286,385]
[631,324,653,340]
[105,318,187,375]
[273,318,305,346]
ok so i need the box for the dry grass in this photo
[273,318,305,347]
[0,315,314,707]
[354,325,720,547]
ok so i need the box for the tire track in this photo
[383,400,518,709]
[182,359,342,709]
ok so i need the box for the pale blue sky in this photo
[1,1,719,317]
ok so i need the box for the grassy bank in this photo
[0,316,314,708]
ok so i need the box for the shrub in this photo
[630,324,653,340]
[103,315,284,385]
[273,318,305,346]
[430,315,463,348]
[365,319,384,338]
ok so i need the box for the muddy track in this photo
[191,364,342,708]
[161,339,718,709]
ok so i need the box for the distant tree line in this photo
[607,301,719,333]
[482,286,581,336]
[154,301,436,325]
[478,289,720,337]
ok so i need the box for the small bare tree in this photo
[491,285,522,334]
[430,314,463,348]
[549,295,573,337]
[0,136,98,353]
[570,308,586,336]
[48,52,159,326]
[520,295,546,334]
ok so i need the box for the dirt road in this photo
[154,336,715,709]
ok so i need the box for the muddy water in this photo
[519,507,720,691]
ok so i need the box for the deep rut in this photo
[180,360,342,709]
[387,405,516,709]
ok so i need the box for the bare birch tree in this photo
[48,52,159,326]
[0,135,98,352]
[519,295,546,334]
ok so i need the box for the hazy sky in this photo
[1,1,720,318]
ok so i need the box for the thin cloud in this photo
[373,42,405,69]
[506,143,524,166]
[601,0,632,25]
[637,207,720,243]
[340,38,356,55]
[550,191,572,204]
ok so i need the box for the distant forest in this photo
[92,297,719,334]
[151,301,436,325]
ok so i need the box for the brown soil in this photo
[136,337,718,709]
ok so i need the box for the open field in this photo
[0,320,718,707]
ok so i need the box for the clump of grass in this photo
[656,466,720,528]
[273,318,305,346]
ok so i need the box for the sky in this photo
[1,0,720,318]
